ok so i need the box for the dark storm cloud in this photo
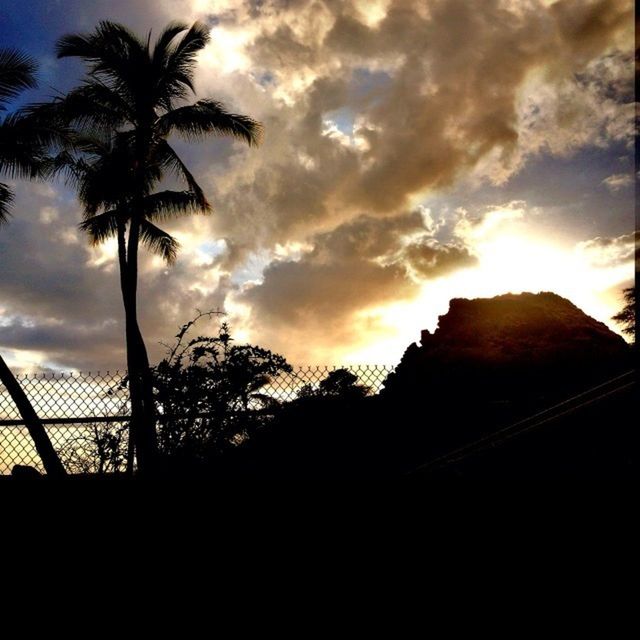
[402,242,477,279]
[241,213,424,324]
[239,211,479,359]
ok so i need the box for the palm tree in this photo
[57,131,207,471]
[1,49,38,221]
[46,21,262,473]
[0,49,67,476]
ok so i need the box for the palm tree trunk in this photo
[117,222,140,474]
[122,216,157,474]
[0,354,66,476]
[134,322,158,455]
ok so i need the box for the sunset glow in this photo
[0,0,634,372]
[341,230,633,366]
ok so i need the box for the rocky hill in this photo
[384,292,630,401]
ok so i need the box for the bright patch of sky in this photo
[198,239,227,259]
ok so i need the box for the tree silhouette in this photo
[40,21,262,473]
[153,316,292,463]
[0,49,67,476]
[52,132,211,471]
[612,285,635,341]
[1,49,37,222]
[298,368,370,400]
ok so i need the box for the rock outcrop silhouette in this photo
[384,292,630,401]
[188,292,633,480]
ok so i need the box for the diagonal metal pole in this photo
[0,355,67,477]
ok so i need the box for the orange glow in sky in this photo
[345,230,633,366]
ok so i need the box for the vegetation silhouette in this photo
[4,291,635,480]
[0,25,634,481]
[612,285,635,341]
[33,21,262,474]
[59,312,293,475]
[298,368,370,401]
[59,422,128,475]
[0,49,67,476]
[152,313,291,471]
[214,292,634,479]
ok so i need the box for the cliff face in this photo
[385,292,630,400]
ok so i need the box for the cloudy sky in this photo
[0,0,635,371]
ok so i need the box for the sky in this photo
[0,0,635,371]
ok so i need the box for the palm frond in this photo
[0,49,37,108]
[57,22,148,110]
[29,83,134,133]
[172,21,210,61]
[152,22,190,70]
[157,99,263,146]
[78,208,121,245]
[78,162,130,217]
[57,21,145,63]
[72,132,139,213]
[57,131,163,217]
[56,32,99,60]
[72,132,113,157]
[11,106,76,147]
[140,219,179,263]
[155,22,210,105]
[143,189,211,220]
[38,149,78,184]
[157,140,208,208]
[0,182,13,224]
[0,113,52,179]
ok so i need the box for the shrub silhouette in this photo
[151,314,292,467]
[59,423,128,475]
[298,368,370,400]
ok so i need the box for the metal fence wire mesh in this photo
[0,365,394,474]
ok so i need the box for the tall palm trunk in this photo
[118,222,141,474]
[0,354,66,476]
[121,215,157,473]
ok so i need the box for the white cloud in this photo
[601,173,633,192]
[576,231,637,267]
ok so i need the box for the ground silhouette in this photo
[5,291,634,481]
[212,292,634,480]
[384,291,630,403]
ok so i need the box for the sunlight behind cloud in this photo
[86,238,118,271]
[431,234,630,332]
[343,229,633,366]
[352,0,391,27]
[200,25,251,74]
[2,347,47,372]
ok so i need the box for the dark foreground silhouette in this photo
[5,292,636,483]
[160,292,636,481]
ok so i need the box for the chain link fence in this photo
[0,365,394,474]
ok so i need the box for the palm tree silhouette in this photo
[0,49,67,476]
[44,21,262,473]
[1,49,41,221]
[57,131,210,471]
